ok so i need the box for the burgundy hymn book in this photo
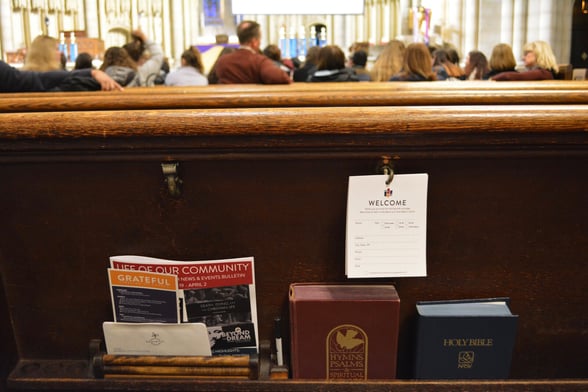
[289,283,400,380]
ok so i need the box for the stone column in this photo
[84,0,100,38]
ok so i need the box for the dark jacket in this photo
[1,60,98,92]
[483,68,516,80]
[389,72,430,81]
[307,68,359,82]
[293,63,317,82]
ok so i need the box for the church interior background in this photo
[0,0,586,74]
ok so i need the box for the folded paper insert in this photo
[103,322,211,356]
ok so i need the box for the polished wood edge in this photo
[2,80,588,97]
[1,106,587,140]
[1,82,587,112]
[1,90,588,112]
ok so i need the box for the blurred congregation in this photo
[1,0,587,91]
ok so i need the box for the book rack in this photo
[92,352,259,380]
[0,82,587,392]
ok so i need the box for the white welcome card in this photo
[346,174,428,278]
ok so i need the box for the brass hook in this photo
[377,156,394,185]
[161,162,182,197]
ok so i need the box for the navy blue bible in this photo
[414,297,518,379]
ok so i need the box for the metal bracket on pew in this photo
[161,162,182,197]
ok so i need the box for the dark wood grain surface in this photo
[0,85,587,391]
[0,106,587,142]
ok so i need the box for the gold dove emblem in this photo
[336,329,364,350]
[327,324,368,379]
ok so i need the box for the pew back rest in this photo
[0,83,587,391]
[1,81,588,113]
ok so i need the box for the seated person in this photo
[293,46,319,82]
[0,60,122,92]
[22,35,63,72]
[390,43,436,82]
[462,50,489,80]
[263,44,293,77]
[370,40,405,82]
[214,20,291,84]
[100,47,140,87]
[307,45,359,82]
[484,43,517,79]
[493,40,558,81]
[432,49,464,80]
[165,47,208,86]
[123,29,164,86]
[349,50,371,81]
[74,52,94,70]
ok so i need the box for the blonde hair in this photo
[370,40,405,82]
[523,41,559,73]
[22,35,61,72]
[489,43,517,72]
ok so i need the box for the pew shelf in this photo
[7,359,588,392]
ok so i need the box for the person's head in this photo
[263,44,282,62]
[351,50,368,68]
[181,47,204,73]
[403,42,435,80]
[432,49,451,66]
[464,50,489,80]
[370,40,405,82]
[523,40,558,72]
[489,43,517,72]
[316,45,346,71]
[447,48,460,65]
[22,35,61,72]
[122,39,145,64]
[74,52,94,70]
[100,47,138,71]
[304,46,321,65]
[237,20,262,51]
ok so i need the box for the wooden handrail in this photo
[1,105,587,140]
[1,81,587,112]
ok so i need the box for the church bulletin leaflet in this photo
[108,268,180,324]
[110,255,258,355]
